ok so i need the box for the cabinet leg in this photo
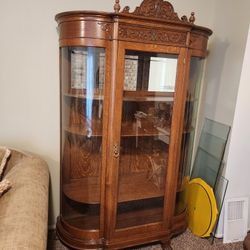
[161,240,172,250]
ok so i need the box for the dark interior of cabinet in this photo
[62,194,100,230]
[116,197,164,228]
[62,195,166,230]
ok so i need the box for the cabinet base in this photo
[161,240,173,250]
[56,211,187,249]
[56,217,103,249]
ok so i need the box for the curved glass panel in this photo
[175,57,204,215]
[61,47,105,230]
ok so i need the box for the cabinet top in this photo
[55,0,212,57]
[55,0,212,36]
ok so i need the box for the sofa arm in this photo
[0,154,49,250]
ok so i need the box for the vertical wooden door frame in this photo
[163,48,191,229]
[100,40,112,237]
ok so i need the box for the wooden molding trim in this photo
[118,25,187,45]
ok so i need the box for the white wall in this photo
[0,0,215,227]
[225,25,250,226]
[204,0,250,126]
[201,0,250,229]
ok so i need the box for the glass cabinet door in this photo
[60,46,106,230]
[116,50,178,229]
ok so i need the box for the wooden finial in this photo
[189,12,195,24]
[122,6,130,14]
[181,15,188,22]
[114,0,121,13]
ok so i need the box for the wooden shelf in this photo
[123,96,174,102]
[64,91,174,102]
[123,91,174,102]
[119,173,165,202]
[63,173,164,204]
[65,124,193,137]
[63,176,100,204]
[64,123,170,137]
[117,206,163,229]
[63,91,199,102]
[64,91,198,103]
[64,93,104,100]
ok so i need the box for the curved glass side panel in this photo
[61,47,105,230]
[175,57,204,215]
[116,50,178,228]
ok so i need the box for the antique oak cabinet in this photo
[55,0,212,249]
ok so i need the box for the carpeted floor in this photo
[47,230,244,250]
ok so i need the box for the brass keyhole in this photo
[113,144,120,158]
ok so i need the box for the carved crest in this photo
[122,0,180,21]
[120,0,195,24]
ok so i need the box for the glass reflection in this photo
[148,56,177,92]
[124,52,177,92]
[61,46,105,230]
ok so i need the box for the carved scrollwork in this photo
[122,0,180,21]
[119,26,186,45]
[120,0,196,24]
[97,22,113,39]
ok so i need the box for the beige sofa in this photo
[0,149,49,250]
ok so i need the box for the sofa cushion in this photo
[0,155,49,250]
[0,147,11,179]
[0,179,11,197]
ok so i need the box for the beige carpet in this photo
[47,230,243,250]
